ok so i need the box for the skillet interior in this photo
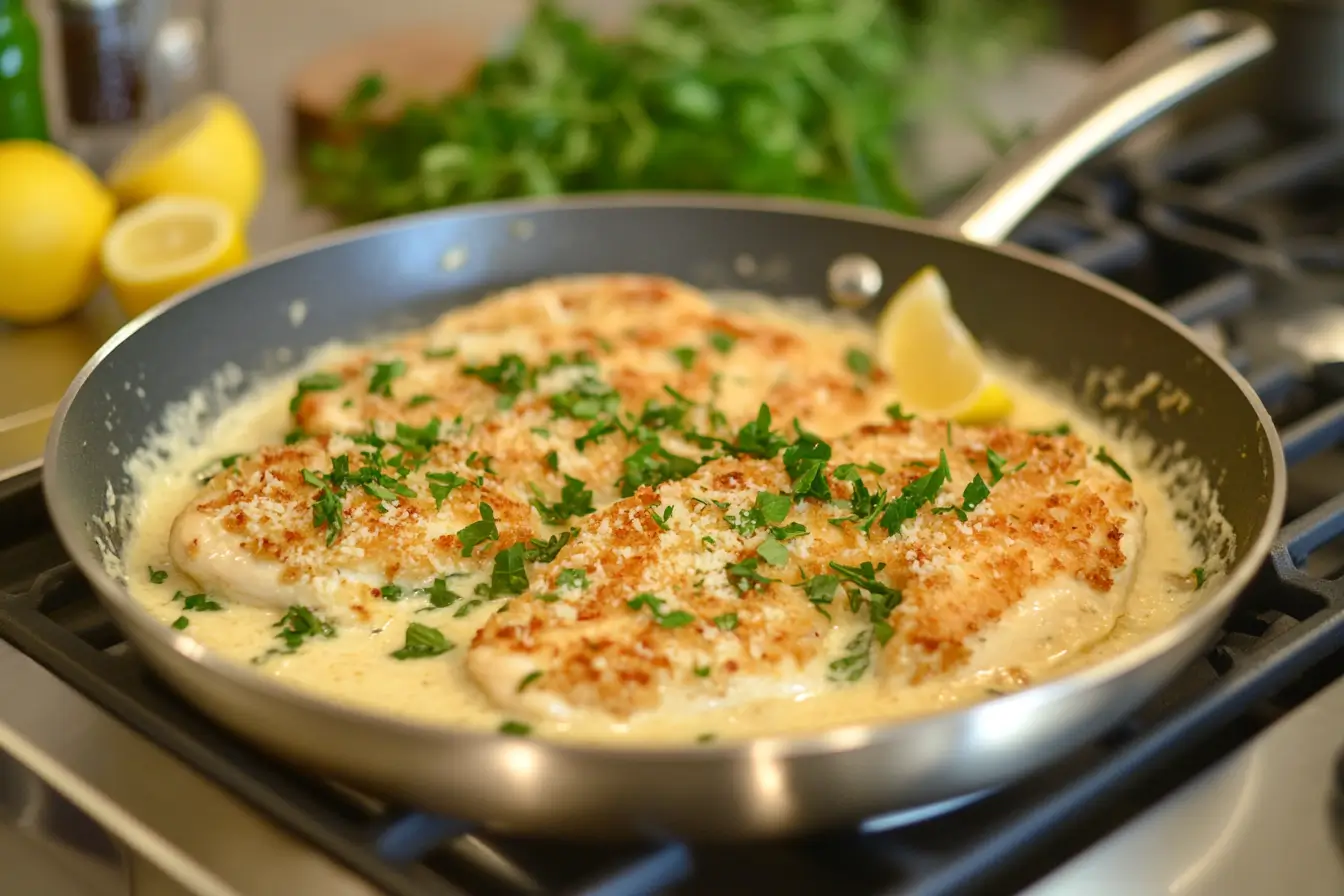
[43,195,1284,837]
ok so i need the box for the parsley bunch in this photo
[304,0,1046,223]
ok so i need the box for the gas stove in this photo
[4,114,1344,896]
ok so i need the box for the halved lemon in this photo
[101,195,249,318]
[876,265,1013,423]
[106,94,264,221]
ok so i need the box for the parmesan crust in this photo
[468,421,1141,721]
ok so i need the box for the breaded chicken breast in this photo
[170,434,536,624]
[290,274,889,444]
[467,419,1142,722]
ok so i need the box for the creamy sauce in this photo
[118,288,1213,745]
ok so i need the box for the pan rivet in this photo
[828,254,882,308]
[441,247,468,271]
[511,219,536,241]
[734,254,758,278]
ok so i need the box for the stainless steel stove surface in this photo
[6,114,1344,896]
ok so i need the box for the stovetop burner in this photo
[6,115,1344,896]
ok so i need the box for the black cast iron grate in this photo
[5,117,1344,895]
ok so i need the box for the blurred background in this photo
[0,0,1325,473]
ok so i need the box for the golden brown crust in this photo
[468,420,1139,718]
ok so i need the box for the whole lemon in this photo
[0,141,116,325]
[107,94,264,222]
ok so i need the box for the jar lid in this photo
[58,0,137,10]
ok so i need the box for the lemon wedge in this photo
[876,265,1013,423]
[101,195,249,318]
[106,94,264,221]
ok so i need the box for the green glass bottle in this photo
[0,0,50,140]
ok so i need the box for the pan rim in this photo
[42,191,1288,765]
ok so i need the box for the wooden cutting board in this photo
[287,25,486,163]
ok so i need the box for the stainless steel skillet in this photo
[43,10,1284,839]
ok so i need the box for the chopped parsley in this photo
[499,720,532,736]
[1095,446,1132,482]
[407,393,434,407]
[148,566,168,585]
[828,561,899,599]
[272,606,336,653]
[530,475,595,524]
[391,622,454,659]
[393,418,441,454]
[829,474,888,532]
[732,404,789,459]
[575,418,619,452]
[1029,422,1072,436]
[771,521,808,541]
[523,529,577,563]
[557,567,588,590]
[544,450,559,471]
[934,473,991,521]
[877,449,950,536]
[671,346,698,370]
[465,451,497,475]
[617,438,700,496]
[289,371,344,413]
[549,375,620,420]
[368,358,407,397]
[172,616,189,630]
[782,423,832,500]
[518,670,543,692]
[985,448,1025,484]
[457,502,499,557]
[756,536,789,566]
[378,583,404,601]
[845,348,874,379]
[424,347,458,360]
[648,504,674,530]
[626,592,695,628]
[828,629,873,681]
[834,462,884,480]
[885,403,915,421]
[710,330,737,353]
[426,471,469,509]
[713,612,739,631]
[755,491,792,523]
[420,577,463,609]
[489,544,530,597]
[694,664,711,677]
[463,353,531,409]
[1193,567,1206,589]
[798,573,840,618]
[307,479,344,545]
[173,590,222,612]
[454,599,484,618]
[829,562,902,645]
[726,556,776,593]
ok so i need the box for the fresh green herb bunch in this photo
[305,0,1042,223]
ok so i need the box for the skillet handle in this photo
[939,9,1273,245]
